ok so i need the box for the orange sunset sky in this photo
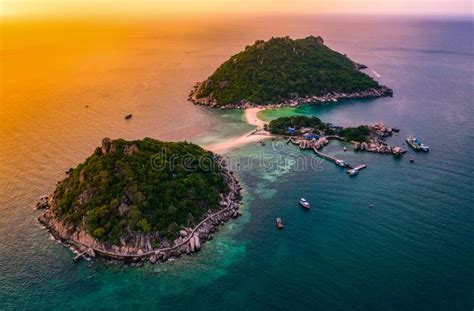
[1,0,473,18]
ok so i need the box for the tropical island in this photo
[36,37,399,264]
[266,115,403,157]
[37,138,242,263]
[190,36,392,108]
[267,115,372,142]
[267,115,337,136]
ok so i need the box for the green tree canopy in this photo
[196,36,386,106]
[52,138,228,243]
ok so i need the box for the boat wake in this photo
[371,69,381,78]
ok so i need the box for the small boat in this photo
[369,204,374,208]
[125,114,133,120]
[347,168,359,176]
[343,147,347,152]
[276,218,284,229]
[409,158,414,163]
[406,136,429,152]
[335,159,347,167]
[406,137,421,151]
[299,198,310,209]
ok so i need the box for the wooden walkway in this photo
[288,137,351,168]
[311,147,338,162]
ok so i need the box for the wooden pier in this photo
[288,137,352,168]
[352,164,367,171]
[286,137,371,172]
[311,147,351,167]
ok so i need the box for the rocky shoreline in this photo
[352,123,406,157]
[37,156,242,264]
[353,123,405,156]
[189,82,393,110]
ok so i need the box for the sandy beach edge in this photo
[204,107,272,154]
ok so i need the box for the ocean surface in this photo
[0,15,473,310]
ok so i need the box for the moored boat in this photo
[335,159,347,167]
[406,137,421,151]
[420,143,429,152]
[276,218,284,229]
[406,136,429,152]
[347,168,359,176]
[299,198,310,209]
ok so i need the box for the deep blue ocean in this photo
[0,16,473,310]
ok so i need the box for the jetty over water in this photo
[287,137,370,172]
[352,164,368,171]
[311,146,349,165]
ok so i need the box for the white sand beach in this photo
[205,108,272,153]
[245,107,267,129]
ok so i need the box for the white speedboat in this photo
[420,143,430,152]
[276,218,284,229]
[347,168,359,176]
[299,198,310,209]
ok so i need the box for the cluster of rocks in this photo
[370,122,399,138]
[189,82,393,110]
[289,86,393,106]
[351,122,404,156]
[38,210,100,257]
[294,137,329,150]
[101,137,139,157]
[353,141,403,156]
[36,155,242,265]
[36,195,51,209]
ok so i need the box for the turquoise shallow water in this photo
[1,17,473,310]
